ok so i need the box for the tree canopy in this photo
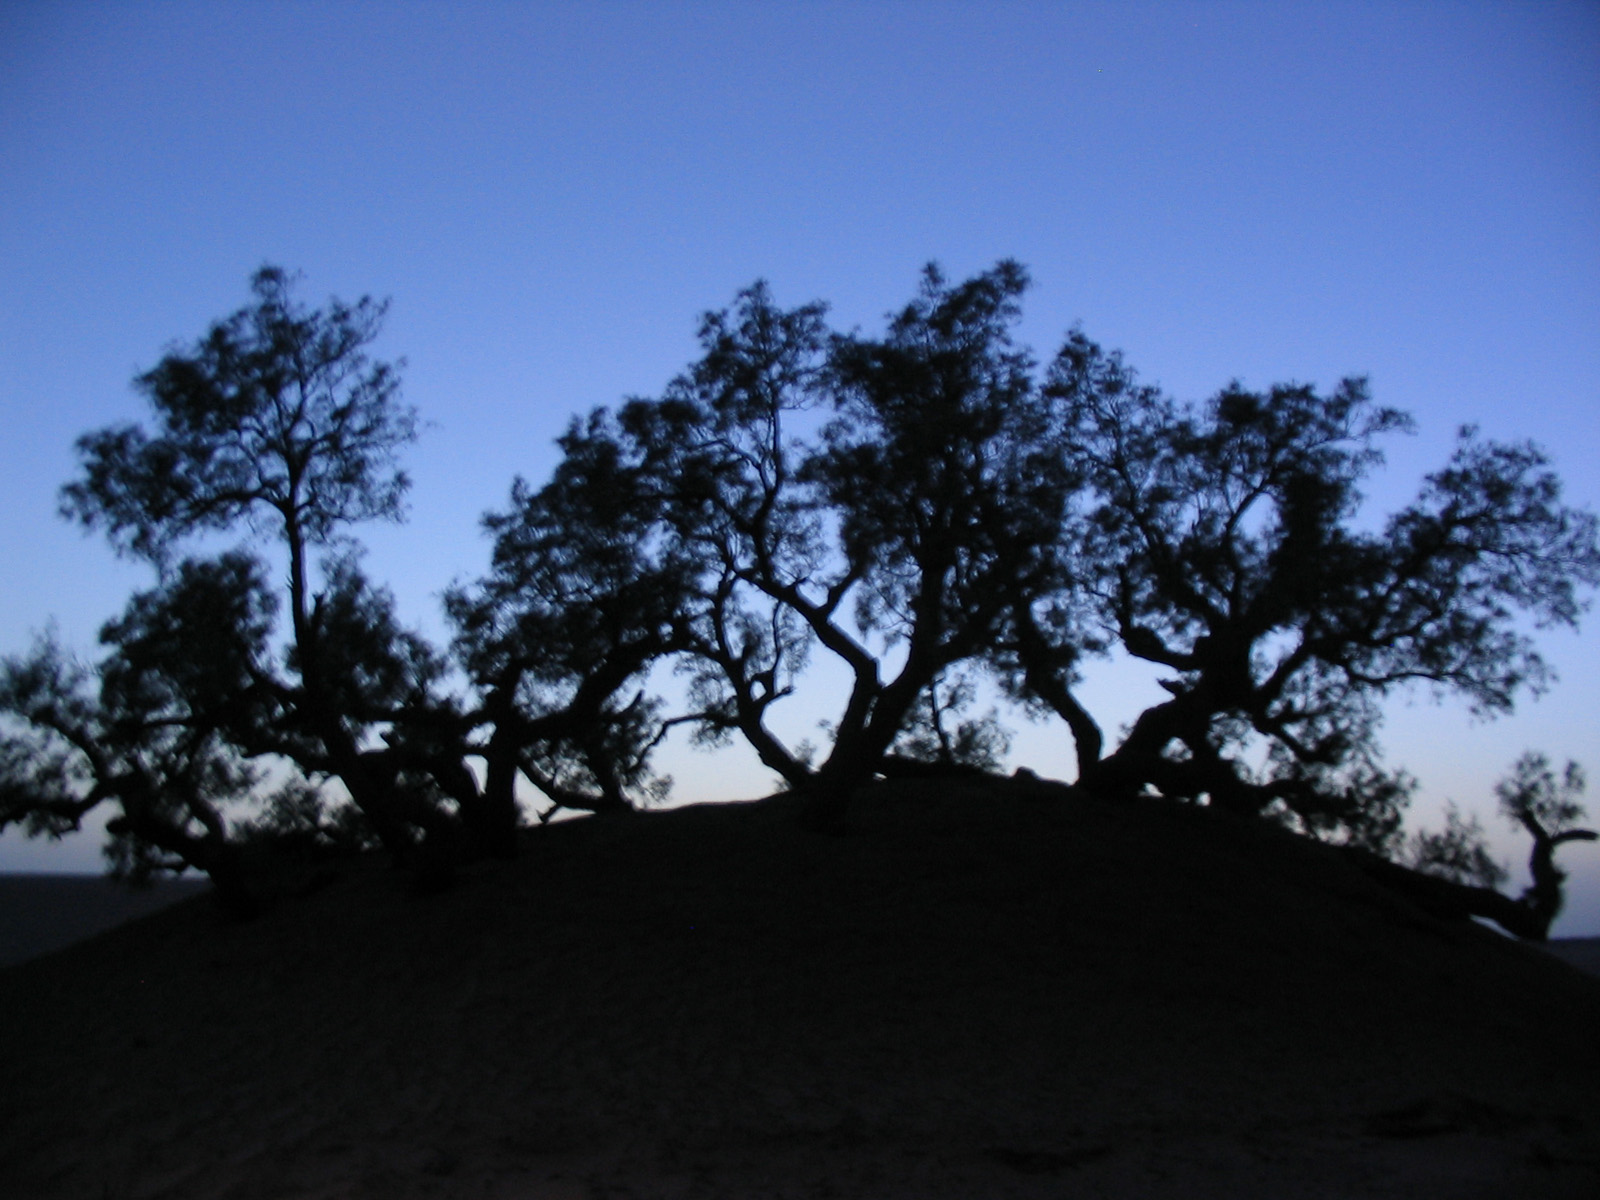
[3,261,1598,936]
[1001,339,1600,853]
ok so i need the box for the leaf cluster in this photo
[3,261,1597,935]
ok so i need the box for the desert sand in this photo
[0,874,211,970]
[2,776,1597,1198]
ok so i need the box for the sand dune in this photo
[0,873,210,969]
[1543,936,1600,977]
[2,777,1597,1198]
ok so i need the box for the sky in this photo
[1,1,1597,932]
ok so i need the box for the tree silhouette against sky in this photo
[2,262,1597,934]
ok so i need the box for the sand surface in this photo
[0,873,210,969]
[1,777,1597,1198]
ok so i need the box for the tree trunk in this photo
[106,807,260,920]
[1345,848,1556,941]
[473,738,525,858]
[1010,604,1105,780]
[1516,819,1598,936]
[798,653,943,832]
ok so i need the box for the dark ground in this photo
[2,776,1597,1198]
[0,872,211,968]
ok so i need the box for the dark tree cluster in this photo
[3,263,1597,935]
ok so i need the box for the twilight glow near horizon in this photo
[2,2,1597,933]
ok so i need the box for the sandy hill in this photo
[1,776,1597,1199]
[0,874,212,969]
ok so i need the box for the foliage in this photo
[999,332,1600,854]
[1392,754,1595,939]
[1497,752,1589,837]
[18,267,462,890]
[1408,803,1508,890]
[1495,752,1596,931]
[4,261,1598,936]
[520,263,1073,824]
[0,623,264,913]
[890,671,1012,773]
[444,425,700,816]
[61,266,415,565]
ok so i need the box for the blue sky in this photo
[2,2,1597,932]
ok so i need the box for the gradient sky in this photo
[2,2,1597,932]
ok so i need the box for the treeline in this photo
[2,263,1596,936]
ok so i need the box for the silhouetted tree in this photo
[8,259,1598,925]
[1000,332,1600,850]
[0,558,277,914]
[1368,753,1595,940]
[1496,752,1597,933]
[590,281,836,798]
[444,433,700,825]
[800,262,1066,816]
[1407,803,1507,890]
[51,266,469,872]
[883,667,1013,778]
[516,263,1069,825]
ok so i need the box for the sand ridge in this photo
[1,777,1597,1197]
